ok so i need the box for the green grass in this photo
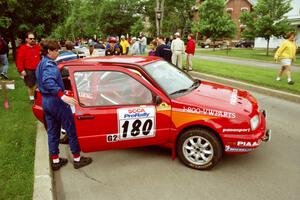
[0,58,36,200]
[196,48,300,65]
[191,58,300,95]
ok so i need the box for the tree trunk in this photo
[160,0,164,34]
[9,32,16,60]
[266,38,270,56]
[155,0,165,36]
[155,0,160,36]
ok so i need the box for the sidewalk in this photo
[195,54,300,73]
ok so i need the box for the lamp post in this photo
[155,8,162,36]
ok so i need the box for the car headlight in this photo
[250,115,259,131]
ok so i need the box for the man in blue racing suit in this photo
[36,39,92,170]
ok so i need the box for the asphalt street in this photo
[195,54,300,73]
[54,92,300,200]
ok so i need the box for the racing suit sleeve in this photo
[41,62,64,97]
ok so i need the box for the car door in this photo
[68,65,172,153]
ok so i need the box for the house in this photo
[254,0,300,48]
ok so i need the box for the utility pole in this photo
[155,0,164,36]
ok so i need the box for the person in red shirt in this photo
[16,32,41,103]
[185,34,196,71]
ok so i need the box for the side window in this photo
[74,71,153,106]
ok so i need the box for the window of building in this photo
[241,7,249,12]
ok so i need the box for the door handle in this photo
[77,115,95,120]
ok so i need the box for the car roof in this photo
[60,56,162,67]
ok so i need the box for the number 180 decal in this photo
[107,106,156,142]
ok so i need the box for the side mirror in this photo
[154,96,162,105]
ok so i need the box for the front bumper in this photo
[223,110,271,153]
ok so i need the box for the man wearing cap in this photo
[105,37,121,56]
[171,32,185,69]
[120,35,129,55]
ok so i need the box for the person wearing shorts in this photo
[274,31,297,85]
[16,32,41,102]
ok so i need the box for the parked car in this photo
[32,56,271,170]
[235,40,254,48]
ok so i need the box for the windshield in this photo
[144,60,196,96]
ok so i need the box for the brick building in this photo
[225,0,255,40]
[192,0,255,41]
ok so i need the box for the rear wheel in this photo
[177,128,222,170]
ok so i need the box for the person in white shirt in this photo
[171,32,185,69]
[130,37,140,55]
[139,33,147,54]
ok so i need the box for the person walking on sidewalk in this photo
[36,39,92,171]
[16,32,41,103]
[185,34,196,71]
[0,34,9,79]
[274,31,297,85]
[171,32,185,69]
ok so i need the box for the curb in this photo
[33,122,54,200]
[189,71,300,104]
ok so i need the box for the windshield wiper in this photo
[169,88,190,95]
[189,79,200,89]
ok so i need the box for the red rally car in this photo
[32,56,271,170]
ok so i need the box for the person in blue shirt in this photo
[36,39,92,170]
[55,41,78,63]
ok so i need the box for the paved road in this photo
[195,54,300,73]
[54,92,300,200]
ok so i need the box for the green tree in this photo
[192,0,236,49]
[0,0,69,57]
[130,18,144,37]
[51,0,105,40]
[240,11,256,41]
[240,0,293,55]
[99,0,140,36]
[144,0,195,37]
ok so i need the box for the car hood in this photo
[172,80,258,117]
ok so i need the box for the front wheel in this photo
[177,128,222,170]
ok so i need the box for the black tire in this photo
[177,128,222,170]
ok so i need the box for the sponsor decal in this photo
[106,106,156,143]
[223,128,250,133]
[78,92,93,99]
[237,140,261,147]
[225,145,253,152]
[156,102,171,111]
[183,106,236,119]
[230,89,238,105]
[123,108,150,118]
